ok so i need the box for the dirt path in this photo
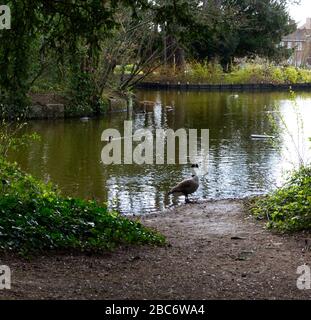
[1,199,311,299]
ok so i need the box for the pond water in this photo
[9,90,311,215]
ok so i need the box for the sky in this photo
[288,0,311,26]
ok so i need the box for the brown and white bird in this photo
[168,164,199,203]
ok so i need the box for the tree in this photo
[153,0,200,70]
[187,0,296,70]
[0,0,300,116]
[0,0,149,115]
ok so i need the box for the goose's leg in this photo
[185,194,190,204]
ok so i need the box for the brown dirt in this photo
[1,199,311,300]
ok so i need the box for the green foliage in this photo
[297,69,311,83]
[251,166,311,232]
[187,0,296,68]
[225,64,311,85]
[66,70,96,116]
[271,67,285,84]
[148,61,311,85]
[252,89,311,232]
[0,120,40,158]
[226,63,266,84]
[0,0,149,116]
[0,158,165,256]
[0,0,301,114]
[187,61,224,84]
[283,66,299,84]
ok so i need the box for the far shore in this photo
[135,81,311,92]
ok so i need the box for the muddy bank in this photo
[0,199,311,299]
[24,93,130,119]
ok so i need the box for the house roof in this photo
[283,18,311,42]
[302,18,311,29]
[283,28,311,42]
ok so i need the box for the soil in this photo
[1,199,311,300]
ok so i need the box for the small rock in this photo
[130,255,141,261]
[231,236,246,240]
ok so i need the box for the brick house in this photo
[282,18,311,67]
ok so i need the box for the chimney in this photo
[305,18,311,29]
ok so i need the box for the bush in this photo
[226,63,266,84]
[145,60,311,85]
[0,120,40,158]
[297,69,311,83]
[283,66,299,84]
[188,61,224,83]
[251,166,311,232]
[0,158,165,256]
[271,67,285,84]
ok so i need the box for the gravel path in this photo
[1,199,311,299]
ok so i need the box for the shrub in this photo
[226,63,265,84]
[0,120,40,158]
[251,166,311,232]
[188,61,223,83]
[283,66,299,84]
[145,60,311,85]
[271,67,285,84]
[0,158,165,256]
[189,61,209,82]
[297,69,311,83]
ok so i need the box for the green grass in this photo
[251,166,311,232]
[0,158,165,256]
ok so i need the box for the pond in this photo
[9,90,311,215]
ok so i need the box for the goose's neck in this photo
[191,167,198,176]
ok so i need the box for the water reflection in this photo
[8,91,311,215]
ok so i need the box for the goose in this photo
[229,94,239,99]
[168,164,199,203]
